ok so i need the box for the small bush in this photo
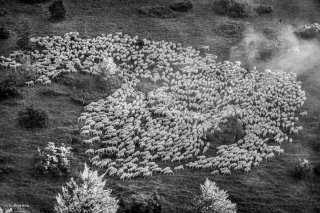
[293,158,313,178]
[0,26,10,39]
[16,21,32,50]
[213,0,251,19]
[313,163,320,176]
[35,142,72,177]
[21,0,50,4]
[49,0,66,20]
[0,78,21,101]
[138,5,176,18]
[117,192,163,213]
[18,105,49,128]
[170,1,193,12]
[254,4,273,14]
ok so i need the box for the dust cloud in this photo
[230,24,320,75]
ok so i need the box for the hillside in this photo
[1,0,320,213]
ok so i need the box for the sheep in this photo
[26,81,35,87]
[6,31,306,180]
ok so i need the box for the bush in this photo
[254,4,273,14]
[49,0,66,20]
[21,0,50,4]
[117,191,163,213]
[170,1,193,12]
[0,78,21,101]
[16,21,32,50]
[138,5,176,18]
[295,23,320,39]
[213,0,251,18]
[0,26,10,39]
[293,158,313,178]
[0,8,8,17]
[54,163,118,213]
[193,178,237,213]
[18,105,49,128]
[35,142,72,177]
[314,163,320,176]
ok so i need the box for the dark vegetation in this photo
[0,26,10,39]
[213,0,251,18]
[169,1,193,12]
[0,8,8,17]
[49,0,66,20]
[0,77,21,101]
[138,5,176,18]
[117,191,163,213]
[216,22,245,37]
[16,21,32,50]
[254,4,274,15]
[21,0,50,4]
[59,73,123,105]
[293,159,313,179]
[255,40,281,61]
[18,105,49,128]
[295,24,320,40]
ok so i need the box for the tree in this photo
[193,178,237,213]
[54,163,118,213]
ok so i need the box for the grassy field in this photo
[1,0,320,212]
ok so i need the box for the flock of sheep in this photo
[0,32,307,179]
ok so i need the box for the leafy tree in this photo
[35,142,72,177]
[55,163,118,213]
[193,178,237,213]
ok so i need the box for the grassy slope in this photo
[0,0,320,212]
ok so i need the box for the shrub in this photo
[54,163,118,213]
[0,78,21,101]
[293,158,313,178]
[295,23,320,39]
[213,0,251,19]
[138,5,176,18]
[117,191,163,213]
[49,0,66,20]
[193,178,237,213]
[21,0,50,4]
[254,4,273,14]
[18,105,49,128]
[0,26,10,39]
[313,163,320,176]
[35,142,72,177]
[170,1,193,12]
[146,191,162,213]
[16,21,32,50]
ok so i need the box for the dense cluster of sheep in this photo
[0,32,307,179]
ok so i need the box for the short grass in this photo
[0,0,320,213]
